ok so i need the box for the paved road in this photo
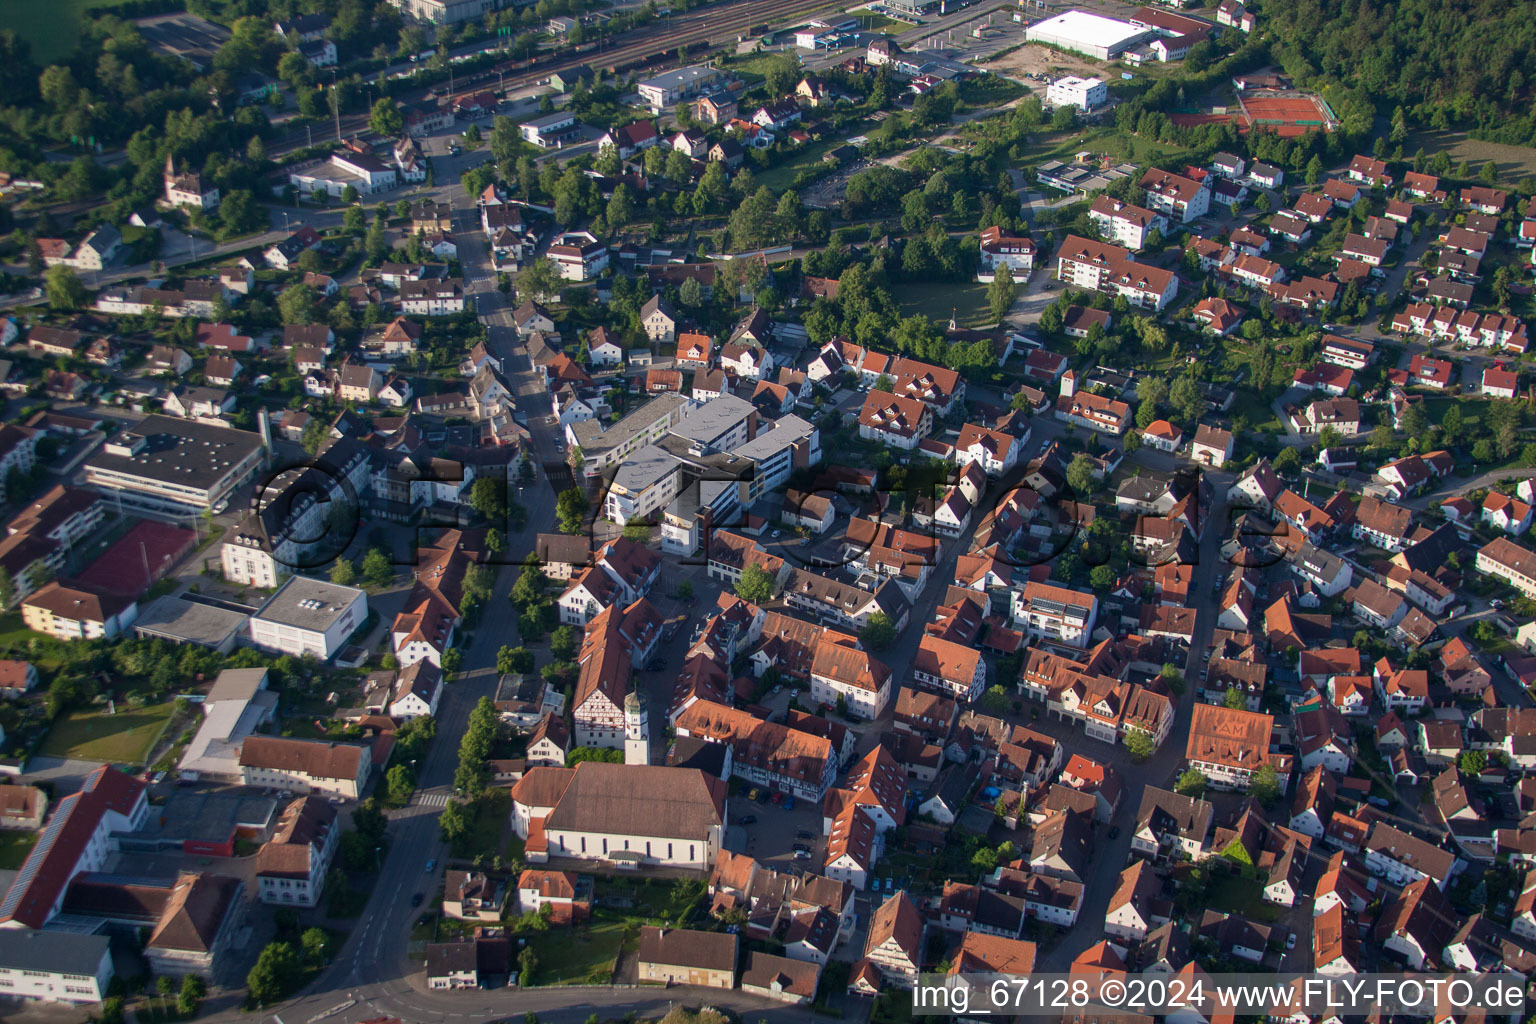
[1037,471,1231,970]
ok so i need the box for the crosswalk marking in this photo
[415,791,450,808]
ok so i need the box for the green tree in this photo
[1169,375,1204,424]
[1250,764,1281,805]
[859,612,896,650]
[980,685,1009,716]
[301,927,333,965]
[0,566,14,611]
[1274,446,1302,474]
[385,763,416,804]
[1174,769,1207,798]
[1089,564,1115,590]
[1224,686,1248,709]
[556,488,588,533]
[1066,454,1095,494]
[1304,155,1323,185]
[511,556,549,608]
[550,625,579,661]
[330,557,357,585]
[45,265,87,310]
[177,975,205,1017]
[442,648,464,675]
[362,548,394,588]
[679,276,705,308]
[498,645,535,674]
[765,52,800,96]
[987,263,1016,322]
[370,97,404,136]
[1458,750,1488,774]
[438,798,469,844]
[518,258,562,302]
[469,476,508,522]
[735,562,776,604]
[247,941,300,1005]
[278,284,318,326]
[1124,730,1155,761]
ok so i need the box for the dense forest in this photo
[1263,0,1536,145]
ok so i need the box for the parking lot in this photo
[725,787,827,873]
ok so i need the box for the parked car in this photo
[739,814,758,825]
[1107,826,1120,840]
[747,788,761,802]
[1286,932,1297,950]
[796,829,816,839]
[793,848,811,861]
[425,859,437,873]
[770,791,784,805]
[411,892,424,907]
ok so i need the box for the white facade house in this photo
[256,796,338,907]
[520,762,726,871]
[238,736,371,799]
[288,152,398,198]
[0,932,113,1004]
[248,576,368,661]
[1047,75,1108,110]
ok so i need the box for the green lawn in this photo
[0,830,38,869]
[898,279,994,327]
[0,0,140,62]
[448,789,512,860]
[0,613,55,662]
[1206,871,1281,922]
[1009,124,1193,168]
[38,702,178,764]
[523,919,627,985]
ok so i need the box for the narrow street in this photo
[1037,473,1230,970]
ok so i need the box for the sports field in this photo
[38,702,177,764]
[76,520,196,596]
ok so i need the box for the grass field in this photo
[1207,871,1281,922]
[0,0,138,62]
[523,919,627,985]
[899,279,993,327]
[0,830,38,869]
[1013,124,1193,168]
[1407,130,1536,181]
[39,702,178,764]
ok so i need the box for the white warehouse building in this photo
[1047,75,1108,110]
[1026,10,1150,60]
[248,576,368,661]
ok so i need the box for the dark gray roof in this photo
[0,927,110,974]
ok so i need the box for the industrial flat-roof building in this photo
[1026,10,1150,59]
[82,415,266,515]
[637,65,720,112]
[249,576,367,660]
[134,594,251,652]
[178,668,278,782]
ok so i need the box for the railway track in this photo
[491,0,851,90]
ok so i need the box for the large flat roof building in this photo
[82,415,266,515]
[637,65,720,111]
[1026,10,1151,59]
[249,575,367,660]
[134,594,251,653]
[179,668,277,782]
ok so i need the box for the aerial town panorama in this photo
[0,0,1533,1022]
